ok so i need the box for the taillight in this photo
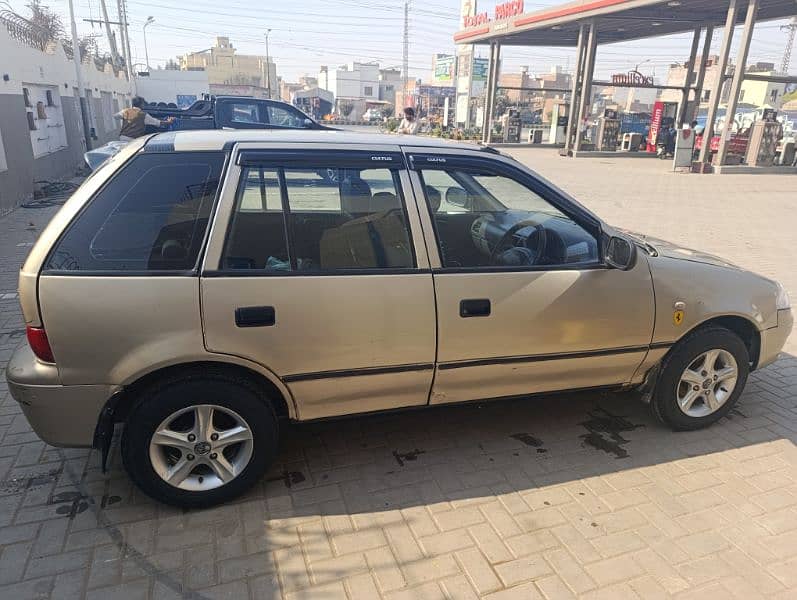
[26,325,55,363]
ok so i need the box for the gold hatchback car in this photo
[6,130,792,507]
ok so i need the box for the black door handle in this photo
[460,299,491,318]
[235,306,275,327]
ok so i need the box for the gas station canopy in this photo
[454,0,797,47]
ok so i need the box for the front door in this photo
[201,145,436,419]
[407,151,655,405]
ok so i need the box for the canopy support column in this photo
[482,42,501,143]
[699,0,738,165]
[716,0,758,167]
[677,27,702,128]
[691,25,714,125]
[574,21,598,153]
[563,23,587,155]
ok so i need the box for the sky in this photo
[6,0,796,82]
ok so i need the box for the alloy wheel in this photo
[676,349,739,418]
[148,404,254,491]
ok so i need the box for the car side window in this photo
[45,152,224,272]
[419,167,598,269]
[222,166,415,271]
[229,102,266,125]
[267,105,306,128]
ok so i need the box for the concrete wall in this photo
[0,25,131,215]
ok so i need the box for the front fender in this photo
[649,256,778,344]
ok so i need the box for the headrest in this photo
[425,185,442,213]
[371,191,400,212]
[340,177,372,213]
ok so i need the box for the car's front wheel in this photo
[652,326,749,431]
[121,374,278,508]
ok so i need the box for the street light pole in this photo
[67,0,91,150]
[143,16,154,71]
[264,29,272,99]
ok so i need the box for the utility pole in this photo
[115,0,134,92]
[782,16,797,75]
[265,29,272,99]
[97,0,120,66]
[403,0,409,111]
[67,0,92,150]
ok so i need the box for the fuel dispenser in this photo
[549,102,568,144]
[596,108,621,151]
[745,111,781,167]
[501,109,522,143]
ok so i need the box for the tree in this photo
[78,34,98,59]
[26,0,64,43]
[381,104,395,119]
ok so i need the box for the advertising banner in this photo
[647,100,664,151]
[434,55,455,82]
[472,58,488,81]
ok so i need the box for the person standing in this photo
[397,107,420,135]
[114,96,174,141]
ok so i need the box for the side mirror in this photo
[606,236,637,271]
[445,186,471,210]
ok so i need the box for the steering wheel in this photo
[489,219,548,266]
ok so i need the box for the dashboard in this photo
[470,210,599,267]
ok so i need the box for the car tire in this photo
[652,325,749,431]
[121,373,278,508]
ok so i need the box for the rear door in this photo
[201,144,436,419]
[406,150,655,405]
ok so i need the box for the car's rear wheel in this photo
[652,326,749,431]
[121,374,278,508]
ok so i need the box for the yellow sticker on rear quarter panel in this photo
[673,309,684,325]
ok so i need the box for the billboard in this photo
[472,57,488,81]
[434,55,455,82]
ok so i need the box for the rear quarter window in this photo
[45,152,225,272]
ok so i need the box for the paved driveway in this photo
[0,153,795,600]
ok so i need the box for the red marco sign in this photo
[494,0,524,19]
[462,1,524,27]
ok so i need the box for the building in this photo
[378,68,402,107]
[0,14,131,214]
[280,80,304,103]
[403,79,456,124]
[496,66,572,121]
[319,62,380,102]
[293,87,334,120]
[180,37,277,99]
[279,75,318,103]
[738,62,788,109]
[661,55,732,107]
[602,84,659,113]
[319,62,382,120]
[136,69,209,107]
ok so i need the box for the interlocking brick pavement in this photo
[1,153,796,599]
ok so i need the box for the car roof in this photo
[146,129,481,153]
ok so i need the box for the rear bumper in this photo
[5,344,117,447]
[758,309,793,369]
